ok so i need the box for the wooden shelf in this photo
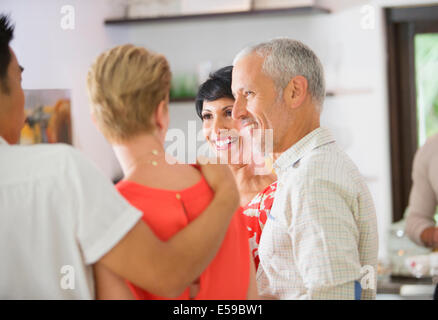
[105,6,330,25]
[170,97,197,103]
[326,88,373,96]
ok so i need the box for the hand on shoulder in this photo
[197,156,240,208]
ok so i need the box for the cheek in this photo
[254,98,276,125]
[230,120,242,139]
[164,111,170,128]
[221,116,239,133]
[247,104,263,124]
[202,124,211,141]
[248,97,263,115]
[229,118,241,131]
[13,86,26,123]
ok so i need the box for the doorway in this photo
[386,5,438,222]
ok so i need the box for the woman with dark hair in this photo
[196,66,277,269]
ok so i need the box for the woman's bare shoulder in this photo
[127,163,203,191]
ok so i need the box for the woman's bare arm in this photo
[97,163,240,298]
[94,263,134,300]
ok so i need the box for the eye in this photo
[225,109,232,117]
[244,90,254,98]
[202,113,212,121]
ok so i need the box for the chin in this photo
[217,151,231,164]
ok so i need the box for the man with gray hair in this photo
[232,38,378,299]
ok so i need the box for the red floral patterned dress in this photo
[242,181,277,270]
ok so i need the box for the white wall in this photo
[5,0,436,259]
[2,0,125,178]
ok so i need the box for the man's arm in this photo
[97,163,240,298]
[291,176,363,300]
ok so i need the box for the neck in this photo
[113,133,164,178]
[273,103,320,161]
[0,124,18,145]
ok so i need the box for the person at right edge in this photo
[405,133,438,300]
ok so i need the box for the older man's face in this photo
[231,53,287,154]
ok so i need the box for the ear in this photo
[283,75,308,109]
[154,99,169,132]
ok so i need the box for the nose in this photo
[232,95,248,121]
[212,115,226,138]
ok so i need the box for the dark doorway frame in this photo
[386,5,438,222]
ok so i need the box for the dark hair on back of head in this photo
[195,65,234,120]
[0,14,14,93]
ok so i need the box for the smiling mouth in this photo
[212,136,239,150]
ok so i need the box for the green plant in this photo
[415,33,438,145]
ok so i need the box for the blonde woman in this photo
[87,45,258,300]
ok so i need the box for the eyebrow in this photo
[202,105,233,113]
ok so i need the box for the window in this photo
[386,6,438,222]
[415,33,438,146]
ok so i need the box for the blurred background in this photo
[2,0,438,298]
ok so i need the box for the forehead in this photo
[203,97,234,110]
[232,53,268,89]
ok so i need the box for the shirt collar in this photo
[273,127,335,173]
[0,136,9,146]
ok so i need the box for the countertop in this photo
[377,275,436,299]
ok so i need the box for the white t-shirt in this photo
[0,137,142,299]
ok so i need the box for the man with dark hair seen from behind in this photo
[0,15,25,144]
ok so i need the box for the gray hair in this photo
[233,38,326,110]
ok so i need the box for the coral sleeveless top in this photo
[116,170,250,300]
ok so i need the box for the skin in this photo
[202,97,276,206]
[420,227,438,248]
[232,55,438,251]
[1,46,241,299]
[201,97,241,165]
[0,48,25,144]
[231,53,320,159]
[96,100,258,299]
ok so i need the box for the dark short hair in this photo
[0,14,14,93]
[195,65,234,120]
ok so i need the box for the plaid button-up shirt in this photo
[256,127,378,299]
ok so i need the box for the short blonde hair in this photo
[87,44,171,142]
